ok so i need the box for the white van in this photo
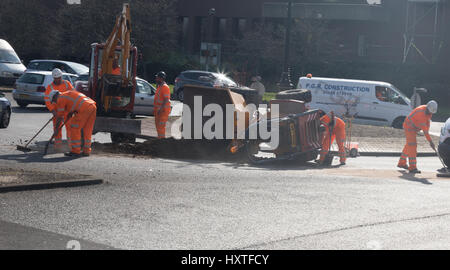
[0,39,26,86]
[298,76,412,128]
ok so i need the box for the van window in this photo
[376,86,407,105]
[17,73,45,84]
[0,49,21,64]
[375,86,388,102]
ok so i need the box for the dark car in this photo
[174,70,259,104]
[0,92,11,128]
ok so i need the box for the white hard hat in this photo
[427,100,438,114]
[52,68,63,78]
[48,90,60,103]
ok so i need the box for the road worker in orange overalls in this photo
[397,100,438,174]
[318,110,347,165]
[44,68,73,150]
[48,90,97,157]
[154,71,171,139]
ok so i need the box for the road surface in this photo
[1,92,450,250]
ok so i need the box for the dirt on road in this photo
[0,168,90,187]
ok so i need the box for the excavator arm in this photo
[102,3,131,84]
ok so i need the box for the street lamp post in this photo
[277,1,294,91]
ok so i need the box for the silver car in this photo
[12,71,75,108]
[134,78,156,116]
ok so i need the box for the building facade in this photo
[177,0,449,65]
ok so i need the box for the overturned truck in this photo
[181,85,322,164]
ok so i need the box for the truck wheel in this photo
[392,117,405,129]
[276,89,312,103]
[111,132,136,144]
[0,108,11,128]
[16,101,28,108]
[349,148,358,158]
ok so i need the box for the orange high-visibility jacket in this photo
[320,114,345,131]
[404,105,432,141]
[55,91,96,118]
[111,67,121,75]
[154,83,171,112]
[44,80,73,111]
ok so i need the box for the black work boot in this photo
[64,152,81,157]
[409,168,421,174]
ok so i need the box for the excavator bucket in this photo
[182,85,254,140]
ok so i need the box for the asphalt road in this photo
[1,92,450,250]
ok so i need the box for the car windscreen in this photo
[17,73,45,84]
[0,49,21,64]
[68,62,89,74]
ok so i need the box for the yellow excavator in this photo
[82,3,141,143]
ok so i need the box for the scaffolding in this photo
[403,0,446,64]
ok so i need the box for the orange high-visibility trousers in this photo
[52,114,71,148]
[319,127,346,163]
[398,129,418,170]
[68,104,97,154]
[155,110,170,139]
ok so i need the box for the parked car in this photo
[26,60,88,79]
[439,117,450,168]
[134,77,156,116]
[0,39,26,86]
[12,71,76,108]
[174,70,259,104]
[0,91,11,128]
[75,76,157,116]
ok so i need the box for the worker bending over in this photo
[44,68,74,150]
[397,101,438,174]
[319,111,347,165]
[154,71,171,139]
[48,90,97,157]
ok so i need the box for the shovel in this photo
[44,114,73,156]
[17,117,54,152]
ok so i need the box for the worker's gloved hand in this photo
[430,141,436,151]
[67,112,75,119]
[51,110,57,118]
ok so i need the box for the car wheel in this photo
[392,117,405,129]
[177,89,184,102]
[16,101,28,108]
[0,108,11,128]
[275,89,312,103]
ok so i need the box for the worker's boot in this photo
[397,164,409,170]
[82,152,90,157]
[409,168,421,174]
[64,152,81,157]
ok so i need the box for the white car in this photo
[74,77,158,116]
[0,39,26,86]
[134,78,156,116]
[439,118,450,168]
[12,70,76,108]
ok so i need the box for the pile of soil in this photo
[350,124,405,138]
[0,168,90,187]
[92,138,247,162]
